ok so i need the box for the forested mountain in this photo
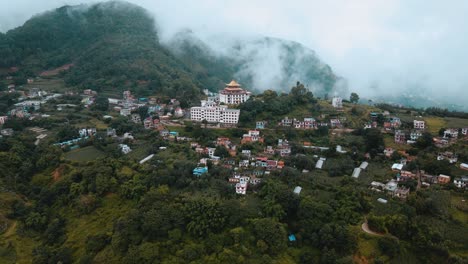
[0,1,338,100]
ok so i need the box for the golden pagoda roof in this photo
[226,80,241,87]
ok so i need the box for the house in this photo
[236,182,248,195]
[414,120,425,130]
[461,163,468,171]
[241,149,251,157]
[352,168,362,178]
[281,117,294,127]
[385,180,398,193]
[174,107,184,117]
[410,130,422,141]
[384,148,394,158]
[316,158,326,169]
[207,147,216,158]
[249,177,262,185]
[143,117,154,129]
[0,128,14,136]
[193,167,208,176]
[241,130,264,144]
[394,130,406,144]
[461,128,468,136]
[123,132,134,140]
[256,121,267,129]
[0,116,8,125]
[395,187,410,199]
[120,108,131,116]
[392,163,404,171]
[332,96,343,108]
[454,176,468,188]
[119,144,132,154]
[266,160,278,170]
[78,128,96,137]
[216,137,231,148]
[370,181,386,192]
[293,186,302,195]
[264,146,275,155]
[421,171,437,184]
[437,152,458,163]
[330,119,342,128]
[443,128,459,139]
[370,112,379,121]
[278,146,291,157]
[437,174,451,184]
[131,114,141,124]
[389,117,401,128]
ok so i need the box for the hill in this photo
[0,1,338,101]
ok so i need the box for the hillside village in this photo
[2,76,467,200]
[2,2,468,263]
[1,71,468,264]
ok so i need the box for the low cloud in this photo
[2,0,468,108]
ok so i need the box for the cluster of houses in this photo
[107,90,186,126]
[279,116,345,129]
[0,88,63,124]
[187,129,289,195]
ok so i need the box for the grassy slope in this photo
[63,146,106,162]
[63,193,135,261]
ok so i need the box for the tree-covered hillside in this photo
[0,1,338,100]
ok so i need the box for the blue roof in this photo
[288,234,296,242]
[193,167,208,175]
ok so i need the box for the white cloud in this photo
[1,0,468,106]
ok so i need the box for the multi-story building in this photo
[332,97,343,108]
[414,120,425,130]
[219,80,251,105]
[444,128,459,139]
[410,130,422,141]
[241,130,264,144]
[395,130,406,144]
[190,101,240,124]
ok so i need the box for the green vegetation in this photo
[0,1,467,263]
[63,146,106,162]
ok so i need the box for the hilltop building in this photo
[219,80,251,105]
[332,96,343,108]
[190,101,240,124]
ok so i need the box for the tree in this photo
[250,218,287,254]
[350,92,360,104]
[94,96,109,111]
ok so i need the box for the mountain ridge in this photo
[0,1,338,100]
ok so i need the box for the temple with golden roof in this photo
[219,80,251,105]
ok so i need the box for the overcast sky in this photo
[1,0,467,105]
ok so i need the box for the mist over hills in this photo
[0,1,339,102]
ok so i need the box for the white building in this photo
[461,128,468,136]
[444,128,459,139]
[332,97,343,108]
[119,144,132,154]
[414,120,425,130]
[190,101,240,124]
[235,176,249,195]
[219,80,251,105]
[120,108,131,116]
